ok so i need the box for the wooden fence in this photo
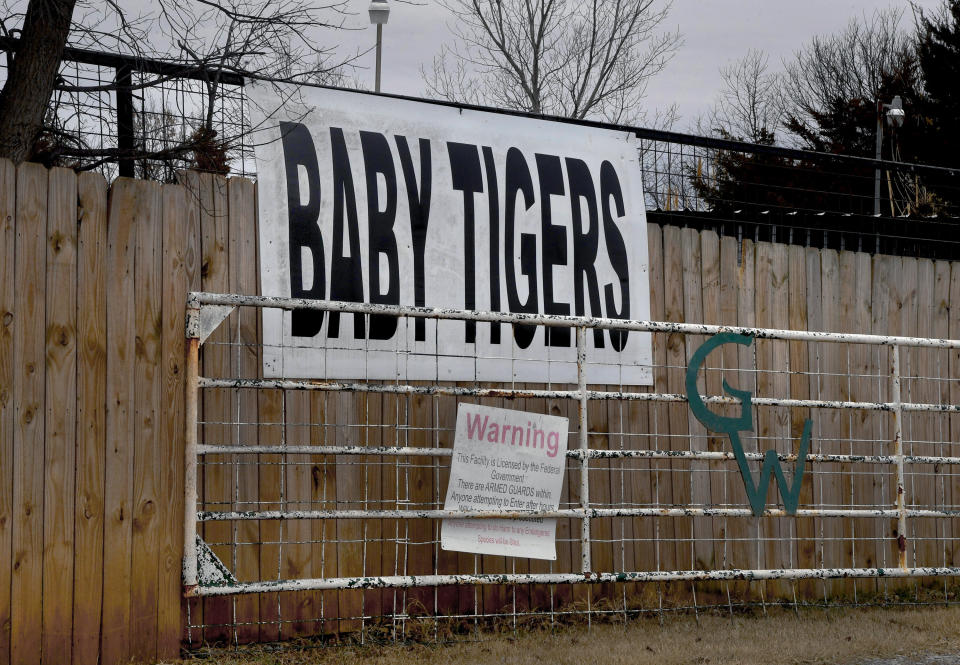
[1,160,959,663]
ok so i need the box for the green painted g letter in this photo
[685,333,813,516]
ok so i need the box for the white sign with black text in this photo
[249,83,652,383]
[441,404,568,560]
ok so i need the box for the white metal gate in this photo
[183,291,960,636]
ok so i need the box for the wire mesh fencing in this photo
[182,291,960,647]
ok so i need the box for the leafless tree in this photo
[0,0,354,171]
[424,0,680,124]
[697,49,784,143]
[780,8,916,148]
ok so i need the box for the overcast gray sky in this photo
[331,0,943,131]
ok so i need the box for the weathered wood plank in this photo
[645,223,670,605]
[718,234,745,598]
[929,261,951,568]
[283,391,314,637]
[310,391,338,635]
[948,263,960,569]
[199,173,233,642]
[661,224,686,578]
[129,180,163,662]
[157,182,189,658]
[736,239,758,595]
[10,163,48,665]
[754,242,779,594]
[0,158,16,665]
[226,177,260,642]
[700,229,724,578]
[818,249,843,595]
[850,251,878,589]
[100,177,138,664]
[11,162,47,665]
[41,167,79,663]
[179,171,205,641]
[870,254,898,588]
[787,244,814,599]
[681,228,711,573]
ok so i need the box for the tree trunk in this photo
[0,0,77,163]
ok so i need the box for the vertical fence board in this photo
[787,244,814,599]
[735,239,758,590]
[335,390,364,633]
[100,179,138,664]
[899,258,920,572]
[129,181,163,662]
[72,172,107,665]
[644,222,667,604]
[911,260,937,574]
[661,224,685,581]
[837,251,859,597]
[179,171,205,640]
[931,261,951,572]
[718,235,744,598]
[948,263,960,570]
[41,167,79,663]
[199,173,232,642]
[754,243,777,589]
[870,254,895,582]
[699,230,724,580]
[283,391,314,637]
[770,244,792,593]
[0,159,16,665]
[227,178,260,642]
[819,249,844,595]
[157,182,188,658]
[311,392,339,634]
[682,228,711,576]
[11,162,48,665]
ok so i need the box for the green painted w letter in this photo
[685,333,813,517]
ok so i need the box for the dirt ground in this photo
[171,604,960,665]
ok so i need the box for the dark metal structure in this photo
[2,37,959,257]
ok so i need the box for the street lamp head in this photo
[885,95,905,129]
[369,0,390,25]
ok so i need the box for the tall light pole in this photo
[874,95,905,216]
[369,0,390,93]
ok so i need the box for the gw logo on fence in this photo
[685,333,813,516]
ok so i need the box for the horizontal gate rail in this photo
[196,508,960,522]
[194,567,960,597]
[188,291,960,349]
[194,443,960,466]
[195,377,960,414]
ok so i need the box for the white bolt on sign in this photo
[441,403,568,560]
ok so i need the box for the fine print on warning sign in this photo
[442,404,568,560]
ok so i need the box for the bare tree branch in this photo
[424,0,680,124]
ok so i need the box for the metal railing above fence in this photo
[6,36,960,257]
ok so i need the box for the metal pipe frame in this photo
[184,294,960,598]
[196,377,960,414]
[197,507,960,521]
[182,301,201,592]
[188,566,960,597]
[193,443,960,466]
[187,291,960,350]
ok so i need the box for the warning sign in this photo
[441,404,568,560]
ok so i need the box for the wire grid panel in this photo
[183,292,960,644]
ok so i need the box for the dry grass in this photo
[171,604,960,665]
